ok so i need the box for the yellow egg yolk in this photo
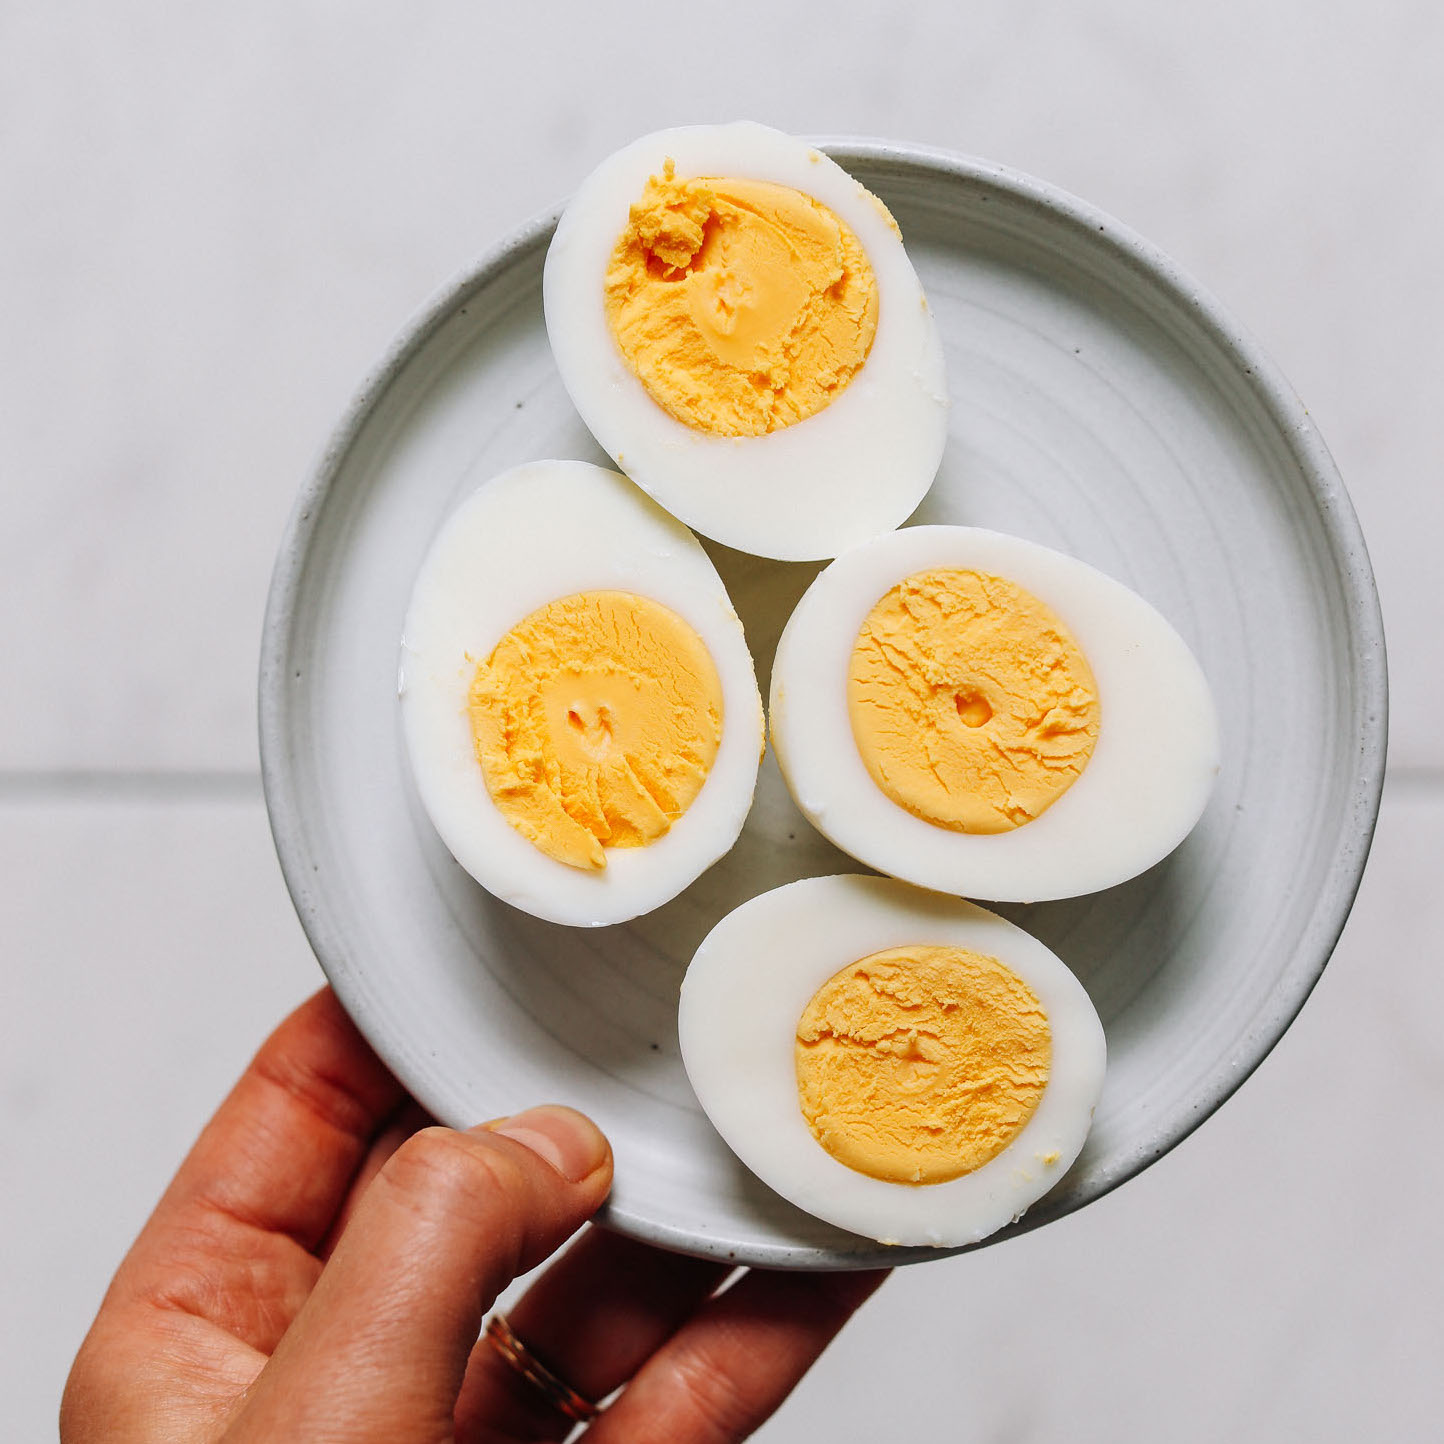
[848,568,1100,835]
[468,591,723,871]
[795,945,1052,1185]
[604,161,879,438]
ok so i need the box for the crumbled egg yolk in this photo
[604,161,879,437]
[468,591,723,871]
[795,945,1051,1184]
[848,568,1100,834]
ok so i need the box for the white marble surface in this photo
[3,2,1440,1438]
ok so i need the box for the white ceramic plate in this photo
[260,143,1386,1270]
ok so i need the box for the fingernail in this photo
[485,1105,609,1182]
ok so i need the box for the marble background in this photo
[4,3,1440,1438]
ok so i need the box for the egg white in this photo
[543,122,948,563]
[770,526,1221,903]
[400,460,764,927]
[679,874,1107,1248]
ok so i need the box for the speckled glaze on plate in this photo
[259,142,1386,1270]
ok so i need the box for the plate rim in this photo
[258,138,1388,1269]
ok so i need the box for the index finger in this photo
[133,988,406,1262]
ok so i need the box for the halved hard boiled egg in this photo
[679,874,1107,1247]
[543,122,948,562]
[400,460,764,926]
[770,526,1220,902]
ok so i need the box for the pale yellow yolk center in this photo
[795,945,1052,1185]
[604,162,879,437]
[468,591,723,871]
[848,568,1100,835]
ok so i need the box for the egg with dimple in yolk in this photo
[769,525,1221,903]
[399,460,764,927]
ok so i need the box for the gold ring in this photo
[483,1313,600,1424]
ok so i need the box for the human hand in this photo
[62,989,887,1441]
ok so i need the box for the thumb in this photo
[223,1106,612,1442]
